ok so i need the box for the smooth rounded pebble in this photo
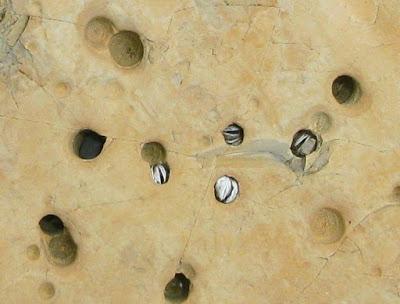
[108,30,144,67]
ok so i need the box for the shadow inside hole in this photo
[73,129,107,160]
[39,214,64,236]
[164,273,191,303]
[332,75,361,105]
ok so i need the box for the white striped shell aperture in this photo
[151,162,170,185]
[214,175,239,204]
[222,123,244,146]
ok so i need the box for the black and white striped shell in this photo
[222,123,244,146]
[290,129,319,158]
[214,175,239,204]
[151,163,170,185]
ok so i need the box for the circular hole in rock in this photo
[290,129,319,158]
[164,273,191,303]
[108,30,144,68]
[332,75,361,104]
[73,129,106,160]
[39,214,64,236]
[222,123,244,146]
[214,175,239,204]
[151,162,170,185]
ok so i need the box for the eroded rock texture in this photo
[1,0,400,303]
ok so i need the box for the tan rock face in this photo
[1,0,400,303]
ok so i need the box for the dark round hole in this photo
[164,273,191,303]
[290,129,319,158]
[39,214,64,236]
[73,129,106,160]
[332,75,360,104]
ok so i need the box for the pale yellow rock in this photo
[1,0,400,303]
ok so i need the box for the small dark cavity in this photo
[39,214,64,236]
[290,129,319,158]
[164,273,191,303]
[73,129,106,160]
[222,123,244,146]
[332,75,360,104]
